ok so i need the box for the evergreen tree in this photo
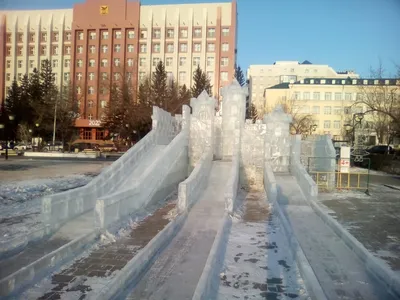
[151,61,168,109]
[19,74,33,125]
[234,65,246,87]
[191,65,212,98]
[179,84,191,106]
[4,78,21,140]
[57,82,79,146]
[167,80,180,114]
[138,76,153,105]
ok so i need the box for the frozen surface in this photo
[125,161,230,300]
[276,174,397,300]
[217,190,309,300]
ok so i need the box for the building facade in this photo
[264,78,400,142]
[247,61,359,116]
[0,0,237,141]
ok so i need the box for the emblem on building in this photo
[100,5,109,15]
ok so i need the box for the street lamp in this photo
[343,113,365,147]
[309,124,318,135]
[0,114,15,160]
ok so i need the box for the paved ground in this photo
[0,159,112,183]
[125,161,230,300]
[21,201,177,300]
[217,190,309,300]
[318,174,400,275]
[276,174,396,300]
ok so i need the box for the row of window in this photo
[294,105,363,115]
[6,41,230,57]
[7,27,230,44]
[82,130,105,140]
[292,91,363,101]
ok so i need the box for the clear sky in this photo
[2,0,400,78]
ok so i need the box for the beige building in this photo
[264,78,400,142]
[0,0,237,141]
[248,61,359,116]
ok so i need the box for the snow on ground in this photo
[0,175,97,239]
[350,166,391,176]
[217,191,309,300]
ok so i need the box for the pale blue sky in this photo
[2,0,399,77]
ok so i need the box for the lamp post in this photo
[343,113,364,147]
[309,124,317,136]
[35,123,40,151]
[0,114,15,160]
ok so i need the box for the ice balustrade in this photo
[42,107,180,233]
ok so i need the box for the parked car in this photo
[13,143,32,151]
[70,141,100,152]
[97,143,118,153]
[367,145,395,155]
[42,141,64,152]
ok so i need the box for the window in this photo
[6,47,11,56]
[222,28,229,36]
[6,33,12,43]
[16,32,23,43]
[52,60,58,68]
[76,86,82,94]
[324,120,331,129]
[77,46,83,54]
[139,58,146,67]
[128,30,135,39]
[312,106,320,114]
[207,56,214,66]
[84,129,92,140]
[140,44,147,53]
[194,43,201,52]
[113,73,120,80]
[102,31,109,40]
[77,32,83,40]
[114,30,122,39]
[17,60,22,68]
[65,46,71,55]
[207,28,215,38]
[179,57,186,66]
[6,73,10,81]
[89,31,96,40]
[16,46,22,56]
[221,71,228,81]
[207,71,214,82]
[180,43,187,52]
[88,87,94,95]
[193,28,202,38]
[40,45,47,56]
[101,73,108,80]
[41,32,48,42]
[333,106,341,115]
[345,93,352,101]
[166,43,174,53]
[101,100,107,108]
[29,60,34,68]
[324,106,332,115]
[89,59,95,67]
[89,72,95,80]
[64,59,70,68]
[356,93,363,101]
[180,28,188,38]
[101,45,108,53]
[64,72,70,81]
[166,57,173,67]
[207,43,215,52]
[89,45,95,54]
[344,107,351,114]
[153,43,160,53]
[65,32,71,41]
[100,87,107,95]
[114,58,120,67]
[140,30,147,39]
[167,29,174,38]
[334,92,342,100]
[325,92,332,100]
[139,72,146,81]
[153,29,161,39]
[114,44,121,52]
[313,92,320,100]
[303,92,310,100]
[193,57,200,66]
[222,43,229,52]
[293,92,300,100]
[52,32,59,42]
[127,44,134,53]
[29,32,35,42]
[6,60,10,68]
[124,58,132,67]
[334,120,341,129]
[221,57,229,67]
[76,73,83,80]
[152,57,160,66]
[17,73,22,81]
[179,71,186,82]
[28,46,34,55]
[51,45,59,55]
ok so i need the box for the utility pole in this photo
[52,96,58,148]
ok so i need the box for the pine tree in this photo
[138,76,153,106]
[19,74,33,125]
[4,78,21,140]
[179,84,191,107]
[151,61,168,109]
[57,82,79,146]
[167,80,180,114]
[39,60,58,137]
[191,65,212,98]
[234,65,246,87]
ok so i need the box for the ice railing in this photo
[42,106,179,233]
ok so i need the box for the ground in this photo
[0,159,112,239]
[318,173,400,275]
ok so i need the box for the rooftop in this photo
[268,78,399,89]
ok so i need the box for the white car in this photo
[13,143,31,151]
